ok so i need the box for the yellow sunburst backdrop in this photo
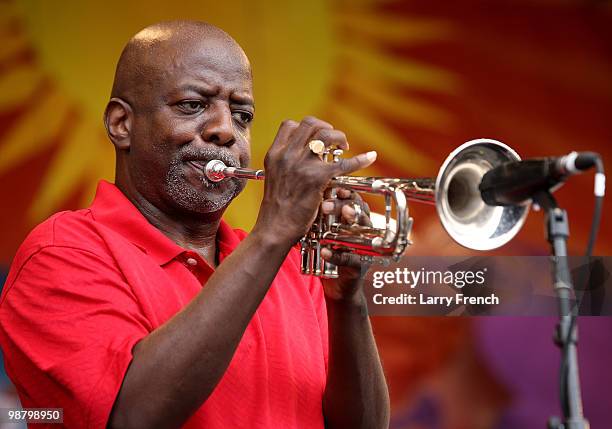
[1,0,612,427]
[2,0,610,263]
[0,0,465,258]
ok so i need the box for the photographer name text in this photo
[372,292,499,307]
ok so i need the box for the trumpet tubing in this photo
[204,139,529,278]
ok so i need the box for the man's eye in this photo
[177,100,205,113]
[233,111,253,124]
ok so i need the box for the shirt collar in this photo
[89,180,241,266]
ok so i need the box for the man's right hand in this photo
[253,116,377,244]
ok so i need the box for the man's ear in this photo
[104,97,133,151]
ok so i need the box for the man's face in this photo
[127,38,254,216]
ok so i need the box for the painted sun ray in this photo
[223,182,265,232]
[0,27,28,63]
[0,2,20,27]
[27,118,96,221]
[339,71,456,130]
[81,133,118,204]
[334,13,455,45]
[0,89,71,174]
[326,102,436,175]
[89,134,116,182]
[76,135,114,208]
[332,0,379,9]
[0,64,44,111]
[338,43,461,93]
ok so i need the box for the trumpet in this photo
[204,139,529,278]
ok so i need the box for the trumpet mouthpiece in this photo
[204,160,227,182]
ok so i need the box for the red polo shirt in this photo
[0,181,329,428]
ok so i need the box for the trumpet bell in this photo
[435,138,529,250]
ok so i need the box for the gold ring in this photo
[308,139,326,155]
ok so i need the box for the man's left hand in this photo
[320,188,372,302]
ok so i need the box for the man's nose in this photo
[201,103,235,146]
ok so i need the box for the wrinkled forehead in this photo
[117,30,253,106]
[167,37,251,84]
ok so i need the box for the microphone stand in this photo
[534,191,590,429]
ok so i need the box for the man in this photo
[0,21,389,429]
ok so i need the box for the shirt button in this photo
[186,257,198,266]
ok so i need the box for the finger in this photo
[310,128,349,151]
[341,203,372,226]
[333,189,371,218]
[341,204,357,223]
[336,188,352,199]
[320,198,356,217]
[349,194,372,219]
[361,200,371,217]
[331,151,377,176]
[321,248,363,268]
[271,119,299,150]
[321,197,371,225]
[358,209,373,227]
[289,116,333,151]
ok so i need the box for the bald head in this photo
[111,21,250,107]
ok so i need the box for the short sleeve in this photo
[0,246,151,428]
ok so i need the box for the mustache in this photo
[180,147,240,168]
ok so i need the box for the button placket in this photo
[180,252,212,286]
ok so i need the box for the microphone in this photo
[479,152,601,206]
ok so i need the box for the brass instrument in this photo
[204,139,529,278]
